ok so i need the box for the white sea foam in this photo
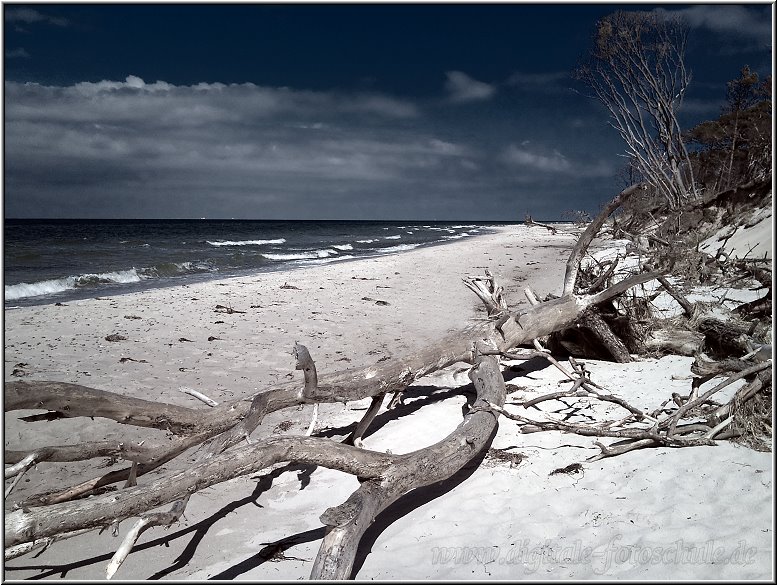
[333,244,353,251]
[379,243,422,253]
[444,232,472,240]
[299,254,356,265]
[5,269,142,301]
[356,239,377,244]
[262,248,338,261]
[262,252,317,261]
[207,238,286,246]
[316,248,339,257]
[384,235,402,240]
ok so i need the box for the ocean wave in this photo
[333,244,353,251]
[299,254,356,265]
[356,239,377,244]
[379,243,422,253]
[207,238,286,246]
[443,232,472,240]
[139,261,215,278]
[262,248,338,261]
[5,269,142,301]
[384,235,402,240]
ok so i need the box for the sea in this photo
[4,219,514,307]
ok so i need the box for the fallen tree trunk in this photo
[524,215,558,234]
[4,268,659,510]
[5,434,399,548]
[5,272,658,466]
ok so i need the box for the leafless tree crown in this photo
[575,10,698,208]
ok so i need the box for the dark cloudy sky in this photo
[3,3,772,220]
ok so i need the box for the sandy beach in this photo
[3,224,772,580]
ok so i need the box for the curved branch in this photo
[311,341,506,579]
[563,183,643,296]
[6,436,398,547]
[5,381,206,435]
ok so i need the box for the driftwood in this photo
[4,183,718,580]
[524,214,558,234]
[477,355,771,461]
[563,183,645,297]
[644,327,705,356]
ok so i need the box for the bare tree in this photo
[575,10,698,208]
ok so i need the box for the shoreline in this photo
[4,223,540,309]
[4,223,577,405]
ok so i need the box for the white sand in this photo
[3,225,772,580]
[699,206,773,260]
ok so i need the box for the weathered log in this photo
[5,269,659,473]
[576,308,633,362]
[644,327,705,356]
[5,436,398,547]
[4,381,205,435]
[524,215,558,234]
[733,293,772,320]
[691,354,755,377]
[691,311,755,358]
[5,340,506,579]
[4,266,661,565]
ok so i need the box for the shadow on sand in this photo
[7,360,548,579]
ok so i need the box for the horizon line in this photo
[3,217,565,223]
